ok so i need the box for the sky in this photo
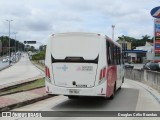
[0,0,159,48]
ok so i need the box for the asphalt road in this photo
[11,79,160,120]
[0,53,44,86]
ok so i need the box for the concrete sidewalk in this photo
[0,87,49,111]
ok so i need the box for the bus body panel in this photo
[50,33,101,60]
[45,32,124,98]
[116,65,124,89]
[45,78,107,97]
[52,63,98,88]
[106,65,117,97]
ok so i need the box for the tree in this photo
[28,46,35,52]
[141,35,151,41]
[117,35,153,50]
[39,45,46,51]
[0,36,25,55]
[117,35,137,42]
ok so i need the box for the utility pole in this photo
[13,32,17,54]
[6,19,13,64]
[112,25,115,41]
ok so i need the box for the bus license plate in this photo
[69,89,79,94]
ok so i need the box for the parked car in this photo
[142,62,160,72]
[124,63,134,69]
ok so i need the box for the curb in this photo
[0,84,45,96]
[31,61,45,72]
[0,75,45,91]
[0,65,11,71]
[0,94,52,111]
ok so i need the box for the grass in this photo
[0,78,45,96]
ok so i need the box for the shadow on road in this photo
[52,87,139,111]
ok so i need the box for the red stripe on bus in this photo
[106,65,117,97]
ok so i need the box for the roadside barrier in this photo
[125,69,160,92]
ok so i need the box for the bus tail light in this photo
[99,67,106,80]
[103,67,106,78]
[99,69,103,80]
[45,66,50,79]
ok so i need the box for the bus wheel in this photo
[68,96,79,99]
[122,76,124,83]
[109,83,116,100]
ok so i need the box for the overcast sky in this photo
[0,0,159,47]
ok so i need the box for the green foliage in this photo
[117,35,153,50]
[32,51,45,60]
[25,45,36,52]
[0,36,25,56]
[39,45,46,51]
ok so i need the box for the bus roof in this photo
[53,32,101,37]
[51,32,121,48]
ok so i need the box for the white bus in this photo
[45,32,124,99]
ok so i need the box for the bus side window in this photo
[122,51,125,64]
[111,44,115,65]
[118,48,120,64]
[109,43,114,65]
[107,41,111,65]
[114,46,118,65]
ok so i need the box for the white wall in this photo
[134,42,153,52]
[128,53,137,62]
[128,53,137,58]
[146,52,154,61]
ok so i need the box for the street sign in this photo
[156,32,160,36]
[151,6,160,18]
[24,41,36,44]
[154,19,160,60]
[155,44,160,48]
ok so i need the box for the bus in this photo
[45,32,124,99]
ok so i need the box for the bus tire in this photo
[122,76,124,83]
[48,94,57,97]
[119,77,124,90]
[109,83,116,100]
[68,96,79,99]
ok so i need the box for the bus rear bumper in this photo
[45,80,107,97]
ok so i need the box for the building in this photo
[117,41,155,63]
[117,41,132,62]
[134,42,154,61]
[118,41,132,50]
[123,42,154,63]
[124,50,147,63]
[117,41,154,63]
[134,42,153,52]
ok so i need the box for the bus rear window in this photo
[51,36,100,60]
